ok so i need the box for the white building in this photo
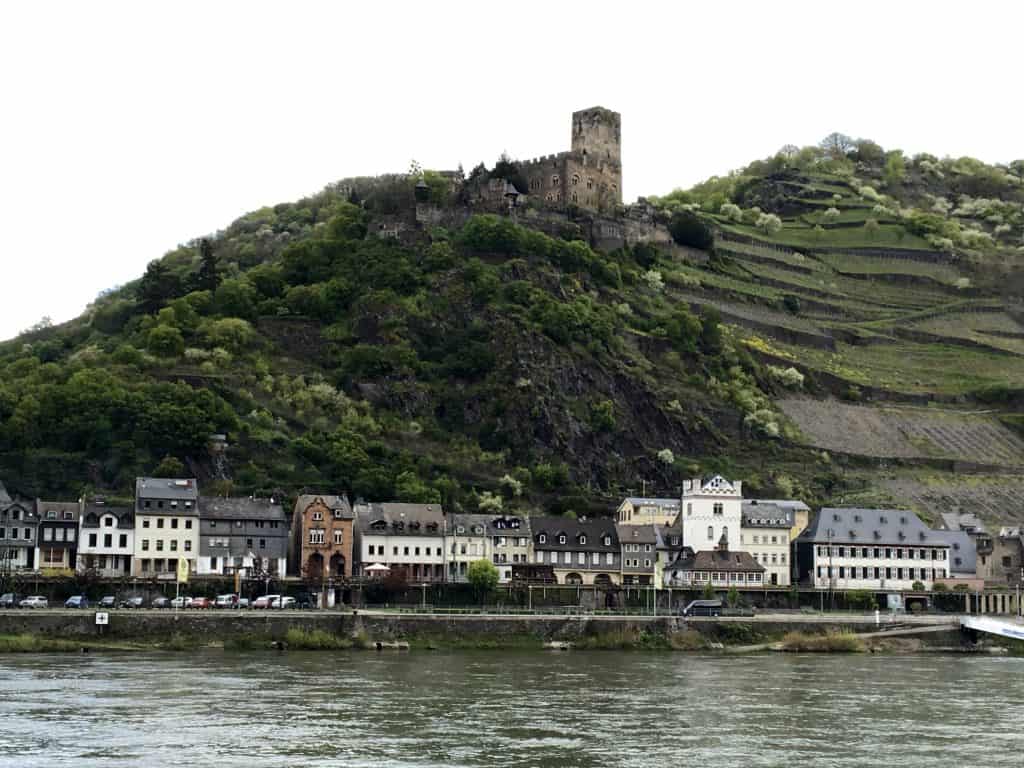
[77,500,134,577]
[354,502,446,582]
[489,515,531,583]
[447,513,492,582]
[740,502,792,587]
[797,508,951,591]
[680,475,743,554]
[132,477,200,578]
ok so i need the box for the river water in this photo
[0,650,1021,767]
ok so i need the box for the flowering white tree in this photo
[823,207,841,223]
[720,203,743,222]
[756,213,782,234]
[642,270,664,292]
[657,448,675,466]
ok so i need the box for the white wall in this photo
[811,545,950,590]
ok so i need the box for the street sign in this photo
[95,612,109,626]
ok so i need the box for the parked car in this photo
[235,598,250,609]
[98,596,117,609]
[252,594,279,609]
[294,593,316,610]
[681,599,722,617]
[152,597,171,609]
[190,597,212,609]
[271,596,296,610]
[65,595,90,609]
[215,594,238,609]
[0,593,22,609]
[120,596,145,609]
[170,596,193,609]
[20,596,48,609]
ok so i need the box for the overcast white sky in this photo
[1,1,1021,341]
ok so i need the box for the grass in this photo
[0,634,82,653]
[781,631,866,653]
[573,627,673,650]
[283,628,354,650]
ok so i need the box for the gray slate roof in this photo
[81,503,134,528]
[938,512,988,535]
[200,497,286,522]
[616,523,658,545]
[667,548,765,573]
[357,502,445,536]
[293,494,354,519]
[36,500,79,522]
[931,530,976,575]
[741,501,794,528]
[448,514,530,538]
[531,517,619,552]
[136,477,199,502]
[621,497,680,509]
[801,508,950,547]
[746,498,810,512]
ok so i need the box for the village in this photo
[2,473,1021,616]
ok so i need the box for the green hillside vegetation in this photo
[1,134,1022,524]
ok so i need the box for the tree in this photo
[146,324,184,358]
[864,218,880,238]
[911,580,925,592]
[702,582,716,599]
[668,210,714,250]
[819,132,855,159]
[755,212,782,234]
[854,139,885,166]
[138,260,183,313]
[394,471,441,504]
[699,306,723,355]
[726,586,740,607]
[467,559,499,604]
[883,151,906,187]
[194,238,221,293]
[153,455,186,477]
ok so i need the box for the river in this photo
[0,650,1021,767]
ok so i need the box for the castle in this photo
[517,106,623,212]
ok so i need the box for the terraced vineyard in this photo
[777,399,1024,467]
[878,475,1024,527]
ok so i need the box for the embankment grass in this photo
[0,634,81,653]
[574,627,673,651]
[781,631,866,653]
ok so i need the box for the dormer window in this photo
[558,535,566,545]
[456,526,465,534]
[185,501,192,509]
[603,536,611,546]
[579,535,587,545]
[538,534,547,544]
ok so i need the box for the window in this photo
[43,528,53,542]
[367,545,375,556]
[143,519,150,528]
[644,559,651,567]
[141,559,150,573]
[592,553,600,565]
[246,538,253,549]
[104,517,113,528]
[210,521,217,528]
[393,546,398,556]
[89,533,97,547]
[577,552,585,564]
[142,539,150,551]
[415,547,421,556]
[606,552,614,565]
[119,534,127,548]
[713,503,723,516]
[156,540,164,552]
[185,520,192,530]
[551,174,560,187]
[687,503,692,516]
[564,552,572,564]
[309,529,325,545]
[312,511,323,521]
[571,174,580,186]
[170,540,178,552]
[538,534,546,544]
[332,531,342,545]
[579,535,587,545]
[753,535,760,544]
[707,526,714,540]
[558,535,566,544]
[184,541,191,552]
[171,518,178,529]
[103,534,112,548]
[403,547,409,556]
[157,518,164,529]
[23,528,29,540]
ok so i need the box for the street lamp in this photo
[827,528,835,612]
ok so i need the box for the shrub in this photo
[668,210,714,250]
[858,185,881,201]
[823,207,841,222]
[845,589,876,610]
[781,631,865,653]
[477,491,503,513]
[755,212,782,234]
[911,580,925,592]
[642,270,664,292]
[657,448,675,465]
[498,474,523,498]
[782,294,801,314]
[720,203,743,222]
[767,365,804,389]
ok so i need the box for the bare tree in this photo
[819,133,855,159]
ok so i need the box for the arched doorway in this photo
[305,552,324,581]
[594,573,612,587]
[564,572,583,585]
[330,553,346,578]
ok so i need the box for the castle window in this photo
[571,174,580,186]
[571,192,578,203]
[586,178,593,190]
[551,175,559,187]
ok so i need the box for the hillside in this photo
[1,136,1022,524]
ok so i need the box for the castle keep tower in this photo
[570,106,622,208]
[514,107,623,212]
